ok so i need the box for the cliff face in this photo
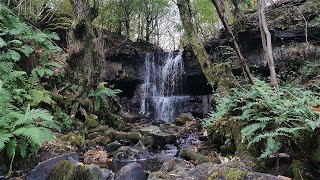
[183,0,320,77]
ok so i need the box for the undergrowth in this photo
[205,79,320,158]
[0,3,62,176]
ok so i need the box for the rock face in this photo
[183,0,320,75]
[114,162,146,180]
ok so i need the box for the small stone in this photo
[101,168,112,180]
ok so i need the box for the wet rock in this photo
[112,142,152,163]
[101,168,112,180]
[180,148,221,165]
[85,164,103,180]
[47,160,90,180]
[159,158,191,173]
[149,159,285,180]
[140,126,176,147]
[46,159,106,180]
[84,150,111,165]
[174,113,195,126]
[107,130,142,145]
[114,162,146,180]
[148,158,192,180]
[120,111,142,123]
[140,135,154,146]
[106,141,123,152]
[26,153,79,180]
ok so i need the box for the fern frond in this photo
[260,137,281,158]
[14,108,53,128]
[5,138,16,159]
[241,122,267,139]
[0,133,12,150]
[13,126,55,147]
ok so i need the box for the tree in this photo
[257,0,278,87]
[177,0,215,85]
[67,0,100,94]
[211,0,255,85]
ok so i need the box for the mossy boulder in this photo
[62,133,84,150]
[180,148,221,164]
[47,160,104,180]
[174,113,195,126]
[47,160,90,180]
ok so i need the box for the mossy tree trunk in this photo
[211,0,255,85]
[177,0,215,86]
[67,0,100,94]
[257,0,278,88]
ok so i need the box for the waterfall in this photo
[139,52,186,122]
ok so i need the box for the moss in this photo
[62,133,84,150]
[312,146,320,163]
[84,118,99,129]
[288,160,304,180]
[212,63,236,95]
[180,149,220,164]
[208,168,248,180]
[225,169,247,179]
[174,114,194,126]
[47,160,90,180]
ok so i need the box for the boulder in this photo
[174,113,195,126]
[26,152,79,180]
[112,142,152,163]
[106,141,123,153]
[180,148,221,165]
[114,162,146,180]
[148,160,286,180]
[46,160,108,180]
[140,126,176,147]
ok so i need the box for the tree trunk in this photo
[257,0,278,87]
[211,0,255,85]
[177,0,214,86]
[125,13,130,39]
[67,0,100,94]
[145,19,151,42]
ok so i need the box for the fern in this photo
[13,127,54,147]
[13,107,54,128]
[89,83,122,112]
[205,79,320,158]
[0,133,13,150]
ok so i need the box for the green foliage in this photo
[299,60,320,77]
[0,82,60,175]
[89,83,122,112]
[0,3,64,175]
[205,79,320,158]
[54,107,73,131]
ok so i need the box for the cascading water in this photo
[139,52,187,122]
